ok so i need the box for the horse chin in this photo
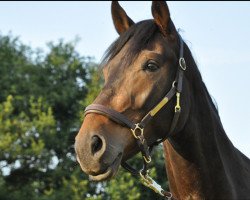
[89,153,122,181]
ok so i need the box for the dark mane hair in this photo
[101,20,158,67]
[183,43,219,115]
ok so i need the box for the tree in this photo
[0,34,95,200]
[0,95,56,200]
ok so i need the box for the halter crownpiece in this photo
[84,33,186,199]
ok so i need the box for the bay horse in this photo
[75,1,250,199]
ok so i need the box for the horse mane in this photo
[183,42,220,116]
[100,20,158,67]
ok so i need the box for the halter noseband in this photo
[84,33,186,199]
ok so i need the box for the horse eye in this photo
[143,61,159,72]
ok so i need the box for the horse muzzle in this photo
[75,114,125,181]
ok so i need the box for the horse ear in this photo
[111,1,135,35]
[151,1,171,36]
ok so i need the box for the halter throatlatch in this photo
[84,33,186,199]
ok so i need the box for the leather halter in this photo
[84,33,186,199]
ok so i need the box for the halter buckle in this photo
[175,92,181,112]
[131,123,144,139]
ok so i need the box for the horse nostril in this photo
[91,135,103,155]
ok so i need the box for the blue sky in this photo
[0,1,249,157]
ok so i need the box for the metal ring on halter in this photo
[179,57,187,70]
[172,81,177,88]
[162,191,173,200]
[131,123,144,139]
[143,155,152,163]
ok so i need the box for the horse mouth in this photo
[89,153,122,181]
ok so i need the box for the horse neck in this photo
[162,52,250,199]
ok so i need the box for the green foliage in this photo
[80,66,103,120]
[105,172,141,200]
[0,95,55,164]
[0,34,168,200]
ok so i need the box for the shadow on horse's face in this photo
[75,1,182,181]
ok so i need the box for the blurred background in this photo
[0,2,249,200]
